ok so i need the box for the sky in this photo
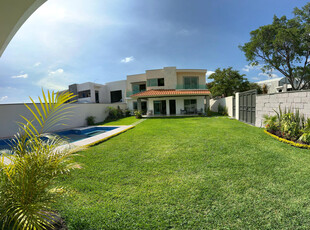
[0,0,308,103]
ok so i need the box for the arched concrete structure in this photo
[0,0,47,57]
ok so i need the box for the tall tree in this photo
[207,67,258,97]
[240,3,310,90]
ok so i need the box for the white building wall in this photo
[106,80,127,103]
[0,103,127,138]
[210,96,234,117]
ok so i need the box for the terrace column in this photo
[137,98,142,111]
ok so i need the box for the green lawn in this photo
[97,116,137,126]
[55,117,310,229]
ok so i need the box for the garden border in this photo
[264,130,310,149]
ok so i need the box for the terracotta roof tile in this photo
[131,89,211,98]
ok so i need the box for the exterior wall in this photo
[145,67,177,90]
[0,103,126,138]
[106,80,127,103]
[210,96,234,117]
[255,90,310,127]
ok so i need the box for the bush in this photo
[134,110,142,119]
[206,107,213,116]
[263,115,279,133]
[124,109,131,117]
[218,104,228,116]
[106,106,125,121]
[86,116,96,126]
[280,113,302,141]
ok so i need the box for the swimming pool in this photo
[0,126,119,151]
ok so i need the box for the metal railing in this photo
[126,90,146,97]
[176,85,207,90]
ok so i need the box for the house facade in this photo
[126,67,210,115]
[65,67,210,115]
[256,77,295,94]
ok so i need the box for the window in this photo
[147,78,165,87]
[184,99,197,113]
[184,77,198,89]
[78,90,91,98]
[132,84,146,92]
[133,101,137,110]
[110,90,122,103]
[95,91,99,103]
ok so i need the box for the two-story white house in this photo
[126,67,210,115]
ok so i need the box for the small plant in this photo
[106,107,118,120]
[299,118,310,144]
[218,104,228,116]
[263,115,279,133]
[134,110,142,119]
[125,109,131,117]
[86,116,96,126]
[206,107,213,117]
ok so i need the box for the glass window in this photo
[158,78,165,86]
[147,78,165,87]
[78,90,91,98]
[184,77,198,89]
[133,101,138,110]
[184,99,197,112]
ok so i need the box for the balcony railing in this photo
[126,90,146,97]
[176,85,207,90]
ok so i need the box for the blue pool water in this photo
[0,126,118,151]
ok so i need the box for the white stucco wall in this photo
[210,96,234,117]
[106,80,127,103]
[0,103,127,138]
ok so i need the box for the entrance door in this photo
[169,100,176,115]
[154,100,166,115]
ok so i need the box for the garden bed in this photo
[264,130,310,149]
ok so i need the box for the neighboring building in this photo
[126,67,210,115]
[67,80,126,104]
[256,77,294,94]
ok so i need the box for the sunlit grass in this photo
[54,117,310,229]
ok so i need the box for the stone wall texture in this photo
[255,90,310,127]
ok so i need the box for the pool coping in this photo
[69,125,133,147]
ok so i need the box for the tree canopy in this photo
[207,67,260,97]
[240,3,310,90]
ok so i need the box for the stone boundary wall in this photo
[255,90,310,127]
[0,102,127,138]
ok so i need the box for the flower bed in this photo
[264,130,310,149]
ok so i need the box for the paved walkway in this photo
[131,118,146,126]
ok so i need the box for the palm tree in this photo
[0,90,80,230]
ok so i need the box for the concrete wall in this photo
[210,96,234,117]
[0,102,126,138]
[255,90,310,127]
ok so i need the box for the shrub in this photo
[280,113,302,141]
[206,107,213,117]
[263,115,279,133]
[0,90,80,229]
[299,118,310,144]
[218,104,228,116]
[86,116,96,126]
[124,109,131,117]
[106,107,118,120]
[134,110,142,119]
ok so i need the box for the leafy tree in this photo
[240,3,310,90]
[207,67,259,97]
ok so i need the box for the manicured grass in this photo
[54,117,310,229]
[97,116,137,126]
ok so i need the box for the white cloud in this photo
[0,96,8,101]
[121,56,135,63]
[258,72,279,78]
[206,71,215,77]
[37,68,70,91]
[177,29,190,36]
[11,73,28,79]
[242,64,261,72]
[34,62,41,67]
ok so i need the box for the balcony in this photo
[126,90,146,97]
[176,85,207,90]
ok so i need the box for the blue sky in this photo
[0,0,308,103]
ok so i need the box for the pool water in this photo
[0,126,118,151]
